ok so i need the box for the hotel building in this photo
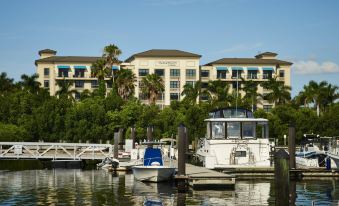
[35,49,292,110]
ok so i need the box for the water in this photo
[0,170,338,205]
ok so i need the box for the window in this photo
[139,69,149,76]
[263,93,269,100]
[44,80,49,88]
[170,69,180,77]
[58,69,69,77]
[170,81,179,88]
[242,122,255,138]
[227,122,241,138]
[235,151,246,157]
[75,92,81,101]
[263,70,273,79]
[201,82,209,88]
[74,70,85,78]
[263,105,273,112]
[170,93,179,100]
[201,70,209,78]
[232,70,242,78]
[107,81,113,88]
[185,81,195,86]
[211,122,225,139]
[247,70,258,79]
[44,68,50,76]
[279,70,285,78]
[91,80,99,88]
[139,93,148,100]
[201,94,209,101]
[157,93,164,100]
[232,82,241,89]
[138,81,144,88]
[186,69,196,77]
[217,70,227,79]
[75,80,84,88]
[155,69,164,77]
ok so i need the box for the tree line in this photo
[0,44,338,144]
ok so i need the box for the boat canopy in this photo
[143,148,163,166]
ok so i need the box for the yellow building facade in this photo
[35,49,292,110]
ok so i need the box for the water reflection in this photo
[0,170,338,205]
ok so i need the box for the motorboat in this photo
[295,134,328,168]
[97,157,119,170]
[328,136,339,169]
[132,147,176,182]
[196,108,274,169]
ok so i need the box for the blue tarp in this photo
[143,148,163,166]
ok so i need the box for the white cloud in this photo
[293,60,339,74]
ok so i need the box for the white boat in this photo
[328,136,339,168]
[132,147,176,182]
[196,108,273,169]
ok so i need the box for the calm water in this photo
[0,170,338,206]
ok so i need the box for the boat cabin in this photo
[205,108,269,140]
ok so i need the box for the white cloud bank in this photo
[293,60,339,74]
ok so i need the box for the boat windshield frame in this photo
[205,118,269,140]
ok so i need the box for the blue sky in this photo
[0,0,338,96]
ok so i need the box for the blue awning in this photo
[74,66,87,70]
[57,65,70,69]
[231,67,243,70]
[216,66,227,71]
[247,67,258,71]
[112,66,120,70]
[262,67,274,71]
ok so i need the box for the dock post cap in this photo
[275,149,290,159]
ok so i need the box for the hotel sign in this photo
[155,60,179,67]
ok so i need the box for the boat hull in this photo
[328,153,339,168]
[132,166,175,182]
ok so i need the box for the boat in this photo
[196,108,274,169]
[97,157,119,170]
[132,147,176,182]
[328,136,339,169]
[295,134,328,168]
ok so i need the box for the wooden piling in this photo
[118,128,123,150]
[131,126,136,149]
[274,149,290,206]
[288,122,296,169]
[114,132,119,159]
[177,123,188,192]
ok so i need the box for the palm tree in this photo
[0,72,14,94]
[321,83,339,109]
[260,77,291,105]
[20,73,41,93]
[141,74,164,105]
[181,81,208,105]
[55,79,77,100]
[207,80,232,107]
[295,84,314,108]
[103,44,122,81]
[241,78,262,112]
[91,58,110,81]
[114,68,137,100]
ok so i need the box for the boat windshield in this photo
[207,120,267,139]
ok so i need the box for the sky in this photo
[0,0,338,96]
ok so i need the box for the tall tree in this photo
[141,74,164,105]
[114,68,137,101]
[0,72,15,94]
[207,80,232,107]
[181,81,207,105]
[241,78,262,112]
[91,58,110,81]
[103,44,122,81]
[20,73,41,94]
[260,77,291,105]
[55,79,77,100]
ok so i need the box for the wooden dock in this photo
[176,163,235,189]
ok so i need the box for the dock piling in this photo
[114,131,119,159]
[131,126,136,149]
[118,128,123,150]
[177,123,188,192]
[274,149,290,206]
[147,125,153,147]
[288,122,296,169]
